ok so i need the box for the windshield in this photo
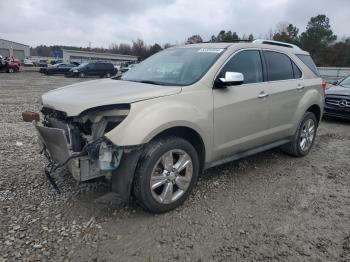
[339,76,350,87]
[121,47,224,86]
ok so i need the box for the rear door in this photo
[95,63,105,76]
[262,50,303,140]
[213,49,270,159]
[86,63,97,76]
[101,63,109,76]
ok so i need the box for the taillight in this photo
[322,80,326,94]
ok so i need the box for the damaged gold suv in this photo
[25,40,324,213]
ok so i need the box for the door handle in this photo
[258,91,270,99]
[297,85,305,90]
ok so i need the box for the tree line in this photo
[30,14,350,67]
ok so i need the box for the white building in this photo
[63,49,138,65]
[0,39,30,61]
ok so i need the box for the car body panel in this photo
[105,83,214,161]
[41,79,182,116]
[326,85,350,96]
[212,82,269,160]
[38,41,323,171]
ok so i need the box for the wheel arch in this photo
[150,126,206,173]
[292,88,323,133]
[306,104,321,124]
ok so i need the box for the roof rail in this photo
[253,39,301,50]
[200,39,253,44]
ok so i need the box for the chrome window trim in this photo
[212,48,304,88]
[262,48,304,81]
[212,48,265,87]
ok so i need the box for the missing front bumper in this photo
[34,122,122,182]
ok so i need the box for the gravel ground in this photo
[1,72,350,262]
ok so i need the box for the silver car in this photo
[25,40,323,213]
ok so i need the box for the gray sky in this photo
[0,0,349,48]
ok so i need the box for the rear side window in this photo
[219,50,263,84]
[97,63,112,69]
[296,54,320,76]
[264,51,294,81]
[95,63,104,69]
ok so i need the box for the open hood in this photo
[41,79,182,116]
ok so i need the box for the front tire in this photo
[7,68,14,73]
[133,137,199,213]
[79,72,85,78]
[282,112,318,157]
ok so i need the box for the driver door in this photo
[213,49,270,160]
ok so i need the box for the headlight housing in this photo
[75,104,130,139]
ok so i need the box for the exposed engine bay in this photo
[33,104,131,182]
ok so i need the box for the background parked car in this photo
[23,59,34,67]
[65,62,117,78]
[324,75,350,120]
[43,63,77,75]
[9,58,21,67]
[35,59,48,68]
[0,56,20,73]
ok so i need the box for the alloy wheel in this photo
[299,118,315,151]
[150,149,193,204]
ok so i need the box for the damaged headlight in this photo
[77,104,130,138]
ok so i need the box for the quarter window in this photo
[264,51,294,81]
[219,50,263,84]
[292,61,302,79]
[296,54,320,76]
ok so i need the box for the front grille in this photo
[325,95,350,110]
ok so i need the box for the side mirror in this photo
[214,72,244,88]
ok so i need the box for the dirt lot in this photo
[1,72,350,262]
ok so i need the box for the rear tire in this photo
[7,68,14,73]
[105,73,111,78]
[282,112,318,157]
[133,137,199,213]
[79,72,85,78]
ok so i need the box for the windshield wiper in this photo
[137,80,164,85]
[115,78,182,86]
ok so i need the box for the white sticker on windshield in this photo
[198,48,224,53]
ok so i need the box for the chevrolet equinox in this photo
[25,40,324,213]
